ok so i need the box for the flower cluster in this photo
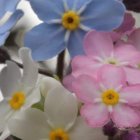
[0,0,140,140]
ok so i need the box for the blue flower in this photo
[0,0,23,46]
[25,0,125,61]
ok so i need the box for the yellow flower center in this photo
[62,11,80,31]
[102,89,119,105]
[49,129,69,140]
[9,92,26,110]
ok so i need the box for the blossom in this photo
[72,65,140,128]
[63,30,140,91]
[8,84,106,140]
[24,0,125,61]
[0,48,40,139]
[0,0,23,46]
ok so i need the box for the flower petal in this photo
[67,29,85,58]
[114,44,140,66]
[8,108,49,140]
[29,0,64,22]
[84,30,113,59]
[98,65,126,89]
[69,117,108,140]
[19,48,38,88]
[0,0,20,18]
[0,128,10,140]
[0,100,12,132]
[120,85,140,106]
[24,23,66,60]
[63,74,76,92]
[23,86,41,109]
[71,55,98,71]
[0,32,10,46]
[124,67,140,84]
[116,13,135,33]
[111,104,140,128]
[0,61,21,97]
[128,28,140,51]
[44,86,78,130]
[72,75,100,104]
[81,0,125,31]
[40,77,61,97]
[0,10,23,34]
[81,104,110,127]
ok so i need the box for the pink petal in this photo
[71,55,98,71]
[98,65,126,89]
[124,67,140,84]
[128,28,140,51]
[117,13,135,33]
[120,85,140,106]
[81,104,110,127]
[84,30,113,59]
[111,104,140,128]
[72,75,100,104]
[114,44,140,66]
[63,75,76,92]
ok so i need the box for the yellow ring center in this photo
[9,92,26,110]
[49,128,69,140]
[62,11,80,31]
[102,89,119,105]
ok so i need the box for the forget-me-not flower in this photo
[25,0,125,61]
[0,0,23,46]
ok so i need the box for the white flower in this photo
[0,48,40,140]
[8,84,107,140]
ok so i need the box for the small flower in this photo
[72,65,140,128]
[8,84,106,140]
[63,30,140,91]
[0,48,40,139]
[0,0,23,46]
[25,0,125,60]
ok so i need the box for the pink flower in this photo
[72,65,140,128]
[63,30,140,91]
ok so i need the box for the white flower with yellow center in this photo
[8,85,107,140]
[0,48,40,140]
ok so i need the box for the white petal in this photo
[69,117,108,140]
[0,61,21,97]
[44,85,78,130]
[0,128,10,140]
[8,108,50,140]
[19,48,38,88]
[23,86,41,109]
[40,77,61,97]
[0,100,13,132]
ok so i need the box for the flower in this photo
[0,48,40,139]
[72,65,140,128]
[8,83,106,140]
[0,0,23,46]
[63,30,140,91]
[24,0,125,61]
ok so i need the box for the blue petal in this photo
[0,32,10,46]
[28,0,65,22]
[24,23,66,61]
[0,0,20,18]
[68,29,85,58]
[66,0,91,11]
[81,0,125,31]
[0,10,23,34]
